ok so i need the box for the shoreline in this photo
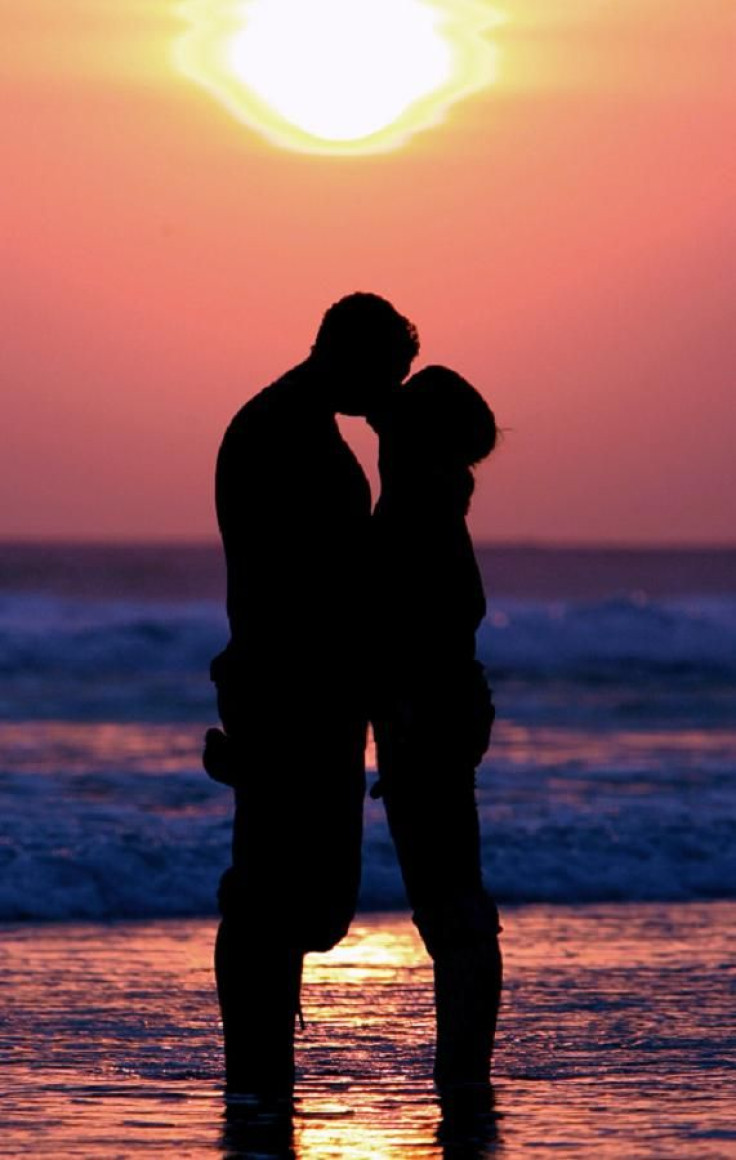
[3,895,736,933]
[3,901,734,1157]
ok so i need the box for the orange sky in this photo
[2,0,735,543]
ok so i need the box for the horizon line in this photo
[2,537,736,553]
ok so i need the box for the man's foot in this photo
[216,922,303,1114]
[224,1087,294,1114]
[221,1089,295,1156]
[436,1082,501,1149]
[437,1080,495,1118]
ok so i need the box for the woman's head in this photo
[386,365,497,467]
[377,366,497,512]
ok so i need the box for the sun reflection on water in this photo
[175,0,501,153]
[3,906,736,1156]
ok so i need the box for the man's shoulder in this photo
[222,363,311,447]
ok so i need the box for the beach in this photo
[1,543,735,1154]
[2,904,735,1157]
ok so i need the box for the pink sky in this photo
[2,0,735,543]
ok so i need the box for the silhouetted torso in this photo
[216,361,371,716]
[371,472,486,739]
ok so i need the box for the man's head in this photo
[311,292,420,416]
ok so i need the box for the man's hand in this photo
[202,727,239,787]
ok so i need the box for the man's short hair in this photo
[313,292,420,374]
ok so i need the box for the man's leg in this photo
[214,727,365,1097]
[215,775,306,1100]
[380,756,502,1093]
[215,893,303,1098]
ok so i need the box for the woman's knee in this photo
[412,891,501,960]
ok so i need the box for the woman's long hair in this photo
[383,365,497,511]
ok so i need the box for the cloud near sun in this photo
[175,0,500,154]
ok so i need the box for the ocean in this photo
[3,542,735,1157]
[3,905,734,1157]
[1,541,734,922]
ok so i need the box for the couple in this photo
[205,292,502,1109]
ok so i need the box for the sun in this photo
[176,0,500,154]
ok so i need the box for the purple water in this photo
[0,542,734,920]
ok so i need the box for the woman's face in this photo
[378,388,460,475]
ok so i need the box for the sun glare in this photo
[176,0,500,154]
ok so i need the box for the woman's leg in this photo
[380,751,502,1090]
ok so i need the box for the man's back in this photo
[216,361,372,693]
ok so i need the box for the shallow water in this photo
[2,903,734,1157]
[2,545,736,921]
[3,713,735,922]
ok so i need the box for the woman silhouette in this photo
[371,365,502,1101]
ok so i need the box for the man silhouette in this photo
[209,293,420,1099]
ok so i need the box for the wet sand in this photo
[2,903,734,1157]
